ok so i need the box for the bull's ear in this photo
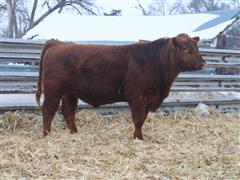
[192,36,200,42]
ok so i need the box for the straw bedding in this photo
[0,109,239,179]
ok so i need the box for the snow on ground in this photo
[24,13,234,41]
[169,91,240,100]
[1,92,239,108]
[7,63,25,66]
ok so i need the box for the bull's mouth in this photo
[181,61,208,72]
[191,62,207,71]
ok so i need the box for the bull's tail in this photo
[35,44,46,108]
[36,39,59,108]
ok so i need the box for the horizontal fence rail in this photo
[0,38,240,113]
[0,74,239,94]
[1,97,239,114]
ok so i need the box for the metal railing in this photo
[0,38,239,113]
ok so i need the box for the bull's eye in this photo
[182,47,189,52]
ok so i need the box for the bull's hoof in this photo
[70,129,78,134]
[134,130,143,140]
[134,137,143,140]
[43,130,50,137]
[134,134,143,140]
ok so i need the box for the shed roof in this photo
[24,10,239,41]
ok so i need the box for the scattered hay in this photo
[0,109,239,179]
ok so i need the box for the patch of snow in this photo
[169,92,240,100]
[195,103,210,116]
[8,63,25,66]
[217,92,240,99]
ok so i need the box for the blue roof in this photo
[194,9,239,32]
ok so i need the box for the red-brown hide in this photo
[36,33,206,139]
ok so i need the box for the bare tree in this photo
[135,0,148,15]
[187,0,231,13]
[168,0,188,15]
[149,0,168,15]
[232,0,240,8]
[0,0,98,38]
[136,0,180,15]
[5,0,16,37]
[135,0,239,15]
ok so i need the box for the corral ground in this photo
[0,109,239,179]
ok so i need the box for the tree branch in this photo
[58,0,66,13]
[0,3,7,11]
[42,0,51,10]
[25,3,61,33]
[169,5,178,15]
[78,2,97,15]
[68,4,83,14]
[135,0,147,15]
[30,0,38,25]
[13,0,98,37]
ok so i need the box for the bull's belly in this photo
[75,88,126,107]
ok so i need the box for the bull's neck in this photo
[158,48,180,91]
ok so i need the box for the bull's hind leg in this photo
[61,92,78,133]
[42,93,61,137]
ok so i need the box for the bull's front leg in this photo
[129,96,149,140]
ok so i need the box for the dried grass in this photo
[0,109,240,179]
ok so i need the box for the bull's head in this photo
[172,33,207,72]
